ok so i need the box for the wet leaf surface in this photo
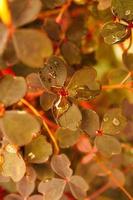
[40,92,57,111]
[101,108,127,135]
[39,56,67,89]
[101,22,130,45]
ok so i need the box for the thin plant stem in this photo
[21,98,59,154]
[56,0,72,23]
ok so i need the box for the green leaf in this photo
[67,67,100,100]
[0,75,27,107]
[25,135,52,163]
[61,41,81,65]
[68,175,89,199]
[40,92,57,111]
[0,23,8,55]
[39,56,67,89]
[94,135,121,157]
[107,69,130,84]
[9,0,42,27]
[0,111,41,146]
[58,104,82,131]
[112,0,133,21]
[101,108,127,135]
[56,128,81,148]
[81,109,100,137]
[51,154,73,178]
[38,178,66,200]
[13,29,53,68]
[2,151,26,182]
[101,22,130,45]
[33,163,54,181]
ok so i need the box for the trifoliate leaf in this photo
[101,22,130,45]
[56,128,80,148]
[101,108,127,135]
[58,104,82,131]
[2,151,26,182]
[51,154,73,178]
[0,75,27,107]
[25,135,52,163]
[9,0,42,27]
[112,0,133,21]
[0,111,41,146]
[68,175,89,199]
[13,29,53,68]
[81,109,100,137]
[94,135,121,157]
[39,56,67,89]
[38,178,66,200]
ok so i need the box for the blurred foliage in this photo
[0,0,132,200]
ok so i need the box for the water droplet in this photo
[112,118,120,126]
[103,117,109,122]
[28,152,35,159]
[5,144,17,153]
[125,10,131,16]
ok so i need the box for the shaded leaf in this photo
[101,22,130,45]
[95,135,121,157]
[0,110,41,146]
[81,109,100,137]
[16,176,35,198]
[51,154,73,178]
[76,135,92,153]
[61,41,81,65]
[56,128,81,148]
[39,56,67,89]
[33,163,54,181]
[101,108,127,135]
[107,69,130,84]
[25,135,52,163]
[67,67,100,100]
[2,151,26,182]
[109,169,125,188]
[58,103,82,131]
[38,178,66,200]
[68,175,89,199]
[98,0,111,10]
[40,92,57,111]
[9,0,42,27]
[112,0,133,21]
[44,19,61,41]
[0,75,27,107]
[13,29,53,68]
